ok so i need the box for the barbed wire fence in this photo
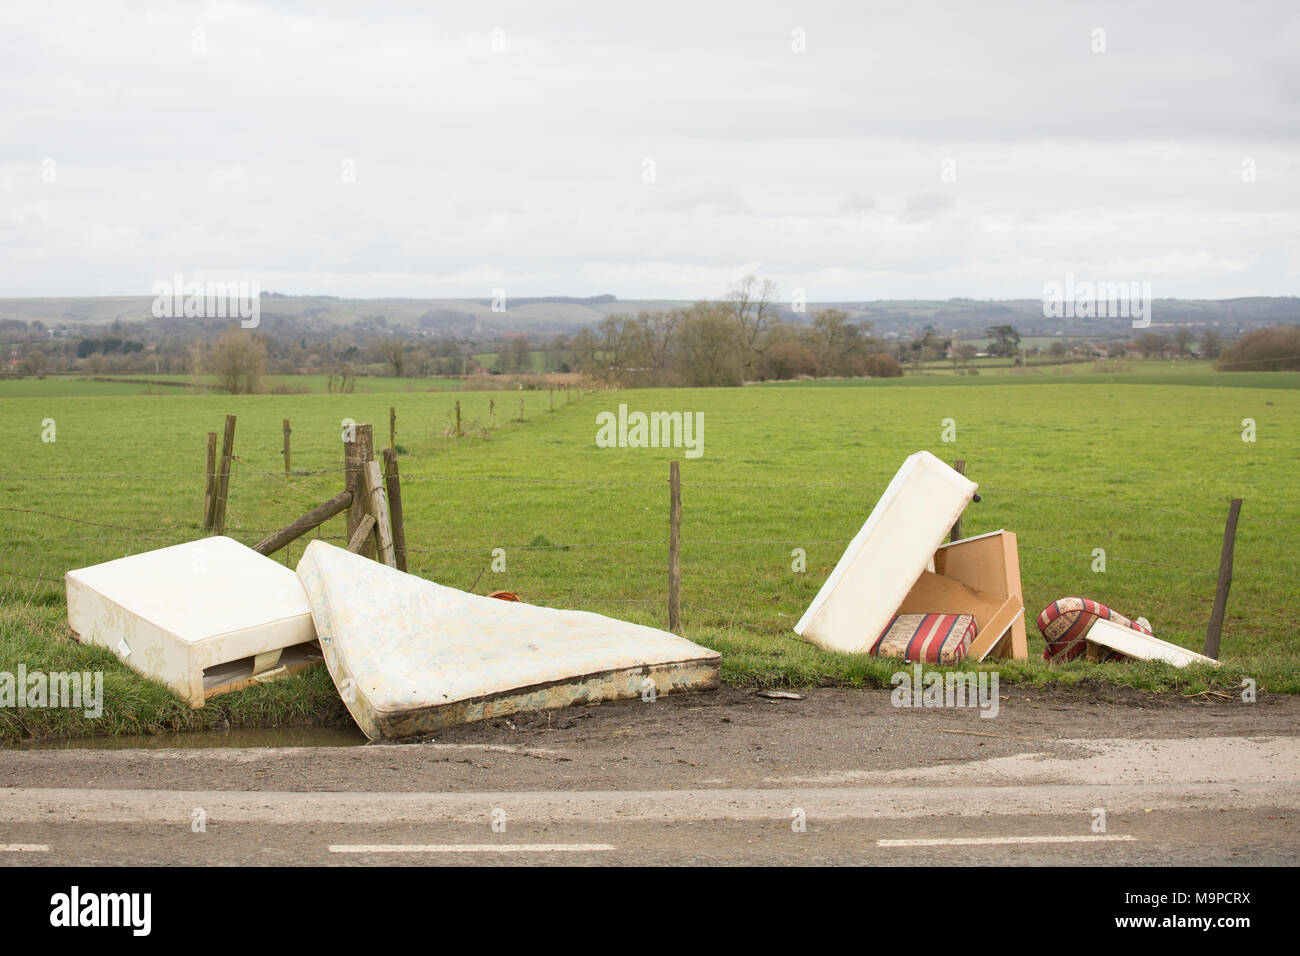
[0,410,1296,659]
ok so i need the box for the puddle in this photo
[10,725,369,751]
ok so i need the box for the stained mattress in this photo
[296,540,721,739]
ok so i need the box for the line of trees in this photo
[1216,325,1300,371]
[568,276,902,387]
[75,337,145,358]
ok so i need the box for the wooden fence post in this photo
[489,399,495,429]
[549,388,554,411]
[669,460,681,631]
[344,423,375,559]
[203,431,217,529]
[212,414,236,535]
[282,419,291,476]
[1204,497,1243,660]
[950,459,966,542]
[455,400,462,438]
[389,406,396,450]
[365,461,396,568]
[518,398,524,422]
[382,447,407,572]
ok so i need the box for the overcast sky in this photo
[2,0,1297,301]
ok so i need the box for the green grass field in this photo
[1,363,1297,740]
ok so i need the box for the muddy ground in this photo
[3,683,1295,793]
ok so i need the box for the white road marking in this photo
[878,834,1136,847]
[0,785,1292,824]
[0,844,50,852]
[328,843,615,854]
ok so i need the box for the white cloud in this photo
[0,0,1296,300]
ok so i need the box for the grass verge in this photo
[0,599,1286,744]
[0,602,346,743]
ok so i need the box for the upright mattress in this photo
[795,450,978,653]
[296,540,721,739]
[65,536,318,707]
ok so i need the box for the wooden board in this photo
[202,642,324,699]
[935,530,1028,660]
[1085,618,1221,668]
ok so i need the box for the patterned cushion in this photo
[869,613,977,664]
[1037,597,1152,662]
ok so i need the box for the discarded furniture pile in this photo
[796,451,1220,669]
[796,451,1029,664]
[64,435,1221,740]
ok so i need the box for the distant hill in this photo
[1,293,1295,340]
[799,297,1300,338]
[0,294,659,337]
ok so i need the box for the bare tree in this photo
[676,302,744,386]
[726,274,779,376]
[806,308,876,376]
[1200,329,1222,358]
[210,327,266,394]
[635,309,680,376]
[19,349,46,374]
[1133,331,1169,357]
[591,315,640,383]
[378,338,407,376]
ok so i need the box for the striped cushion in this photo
[1037,597,1152,662]
[869,613,977,665]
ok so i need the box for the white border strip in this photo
[0,844,50,852]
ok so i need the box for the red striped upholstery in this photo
[1037,597,1152,662]
[869,613,977,665]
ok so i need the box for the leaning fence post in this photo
[212,414,236,535]
[346,515,376,554]
[252,489,353,557]
[1204,497,1243,660]
[950,459,966,541]
[669,460,681,631]
[344,423,375,559]
[382,447,407,572]
[364,461,396,568]
[214,453,232,534]
[283,419,291,476]
[204,431,217,529]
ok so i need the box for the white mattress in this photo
[795,450,978,653]
[296,540,721,739]
[65,536,317,707]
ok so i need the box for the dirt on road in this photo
[3,683,1296,794]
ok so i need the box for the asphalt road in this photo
[2,686,1297,865]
